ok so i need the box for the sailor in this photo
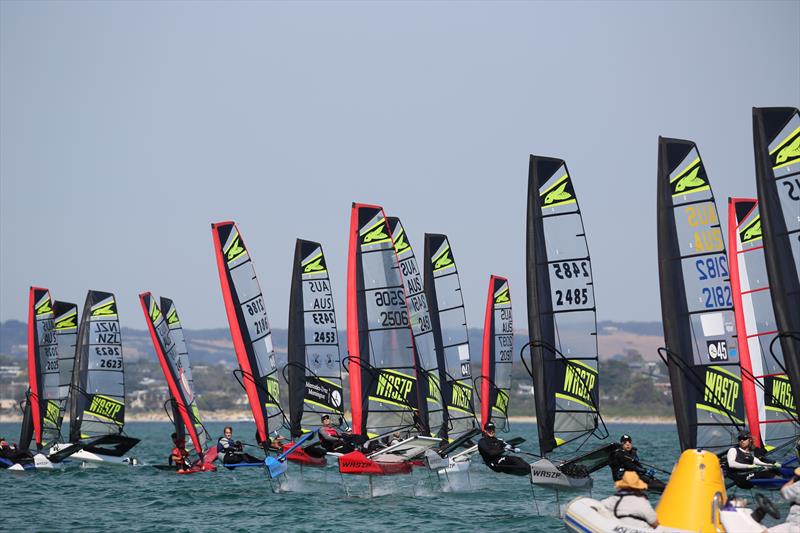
[317,414,345,452]
[726,430,781,488]
[170,437,190,472]
[217,427,260,465]
[610,434,667,491]
[768,467,800,532]
[477,421,529,476]
[600,471,659,529]
[262,432,287,453]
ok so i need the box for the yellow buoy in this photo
[656,449,727,532]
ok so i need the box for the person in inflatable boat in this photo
[600,471,658,529]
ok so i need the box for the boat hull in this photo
[338,451,412,475]
[529,458,592,489]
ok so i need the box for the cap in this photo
[737,430,752,441]
[615,471,648,491]
[484,422,496,432]
[321,414,331,422]
[620,434,632,443]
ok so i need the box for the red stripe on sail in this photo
[728,198,762,447]
[480,276,496,429]
[27,287,43,446]
[346,205,363,435]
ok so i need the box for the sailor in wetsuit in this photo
[609,434,666,492]
[170,437,190,472]
[0,436,34,467]
[726,430,781,488]
[317,414,345,452]
[600,471,659,529]
[477,422,529,476]
[216,426,261,465]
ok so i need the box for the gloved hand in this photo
[513,448,521,453]
[646,468,655,478]
[504,444,512,451]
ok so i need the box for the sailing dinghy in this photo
[339,203,440,477]
[421,233,480,474]
[656,139,751,474]
[284,239,346,467]
[752,107,800,420]
[212,221,313,478]
[50,290,140,465]
[139,293,216,473]
[728,197,800,481]
[524,155,612,490]
[6,288,83,471]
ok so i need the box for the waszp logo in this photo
[225,232,246,263]
[494,287,510,305]
[362,222,388,244]
[772,129,800,168]
[540,174,575,208]
[433,247,453,271]
[91,299,117,317]
[393,228,410,253]
[671,160,709,196]
[303,254,327,274]
[55,311,77,330]
[740,216,762,244]
[166,307,180,325]
[35,297,52,316]
[149,300,161,322]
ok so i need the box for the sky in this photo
[1,1,799,333]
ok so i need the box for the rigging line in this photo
[341,355,422,414]
[162,397,214,453]
[232,368,291,432]
[657,346,744,433]
[768,332,800,376]
[68,383,126,434]
[738,365,800,426]
[520,340,609,442]
[472,375,510,433]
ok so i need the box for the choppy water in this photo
[1,422,789,531]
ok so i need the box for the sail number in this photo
[555,288,589,306]
[380,310,409,327]
[313,331,336,343]
[245,298,265,316]
[95,346,121,356]
[311,312,335,325]
[253,317,268,335]
[98,359,123,369]
[374,289,405,307]
[702,286,732,309]
[553,261,589,279]
[695,256,728,280]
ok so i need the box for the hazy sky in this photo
[1,1,798,333]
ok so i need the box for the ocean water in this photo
[0,422,789,532]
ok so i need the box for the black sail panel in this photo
[526,156,600,456]
[53,301,78,439]
[753,107,800,414]
[424,233,477,440]
[657,138,743,452]
[287,239,345,438]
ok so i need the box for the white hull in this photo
[49,443,135,466]
[564,497,765,533]
[529,458,592,489]
[7,453,60,472]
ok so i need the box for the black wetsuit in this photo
[609,445,666,492]
[217,438,261,465]
[477,435,529,476]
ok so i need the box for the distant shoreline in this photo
[0,413,676,425]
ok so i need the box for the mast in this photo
[287,239,345,438]
[525,155,600,456]
[479,276,513,431]
[423,233,476,440]
[728,198,798,450]
[752,107,800,415]
[346,203,419,437]
[211,221,281,447]
[657,137,743,451]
